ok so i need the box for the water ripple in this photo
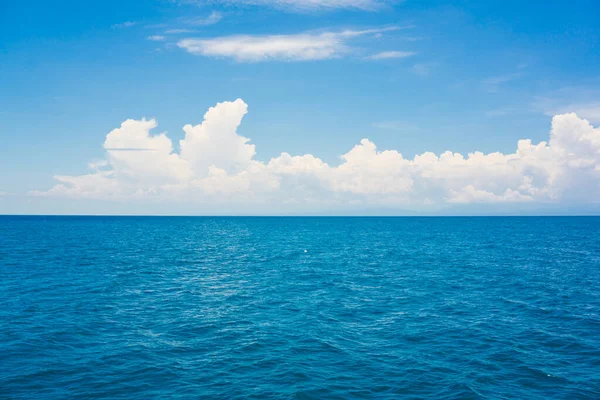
[1,216,599,399]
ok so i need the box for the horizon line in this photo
[1,214,599,218]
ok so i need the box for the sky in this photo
[1,0,600,215]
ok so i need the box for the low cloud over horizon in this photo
[30,99,600,213]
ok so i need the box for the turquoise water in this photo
[1,216,599,399]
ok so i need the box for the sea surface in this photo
[1,216,599,399]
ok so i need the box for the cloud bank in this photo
[33,99,600,212]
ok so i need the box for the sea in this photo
[1,216,599,399]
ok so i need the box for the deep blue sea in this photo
[1,216,599,399]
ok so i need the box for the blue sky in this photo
[1,0,600,215]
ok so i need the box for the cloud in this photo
[181,0,392,11]
[538,100,600,125]
[112,21,136,29]
[180,99,256,176]
[102,118,192,183]
[482,72,523,93]
[88,160,109,170]
[412,62,433,76]
[447,186,533,204]
[183,11,223,26]
[152,12,220,39]
[366,51,415,60]
[562,103,600,123]
[177,27,399,62]
[33,99,600,212]
[165,29,196,34]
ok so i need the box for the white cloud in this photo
[112,21,136,29]
[33,100,600,212]
[165,29,196,34]
[88,160,109,170]
[412,62,433,76]
[177,27,399,62]
[148,35,166,41]
[447,186,533,204]
[367,50,415,60]
[562,103,600,123]
[103,118,192,183]
[539,100,600,125]
[184,11,223,26]
[180,99,256,176]
[187,0,392,11]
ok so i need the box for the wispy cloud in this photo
[536,99,600,124]
[366,50,415,60]
[531,87,600,124]
[165,28,197,34]
[183,11,223,26]
[179,0,394,12]
[412,62,435,76]
[145,23,169,29]
[112,21,136,29]
[148,12,220,39]
[88,160,109,170]
[482,72,522,93]
[177,27,400,62]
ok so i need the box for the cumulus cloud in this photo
[33,99,600,212]
[178,27,399,61]
[179,99,256,176]
[148,35,166,41]
[103,118,192,183]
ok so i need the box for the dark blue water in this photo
[1,216,599,399]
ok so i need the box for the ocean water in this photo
[1,216,599,399]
